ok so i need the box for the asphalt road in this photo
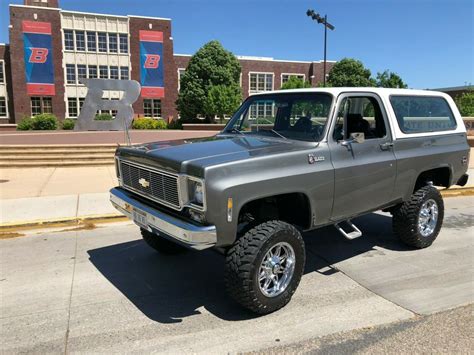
[1,196,473,353]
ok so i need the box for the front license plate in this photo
[132,208,150,230]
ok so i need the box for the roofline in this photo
[128,14,171,21]
[10,4,171,21]
[431,85,473,92]
[174,53,334,64]
[10,4,60,11]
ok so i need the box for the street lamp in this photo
[306,9,335,87]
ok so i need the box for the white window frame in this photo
[63,29,74,51]
[177,68,186,91]
[0,59,5,84]
[0,96,8,118]
[75,30,86,52]
[119,33,128,54]
[248,72,274,95]
[65,64,76,84]
[281,73,306,86]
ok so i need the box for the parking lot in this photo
[1,196,472,353]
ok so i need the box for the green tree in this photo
[176,40,241,121]
[455,90,474,116]
[376,70,408,88]
[327,58,375,87]
[204,84,242,123]
[280,76,312,90]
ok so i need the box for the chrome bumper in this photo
[110,187,217,250]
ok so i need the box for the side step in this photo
[334,220,362,240]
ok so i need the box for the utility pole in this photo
[306,9,335,87]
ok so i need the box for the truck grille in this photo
[120,160,181,209]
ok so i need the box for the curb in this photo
[0,214,128,235]
[440,186,474,198]
[1,188,473,235]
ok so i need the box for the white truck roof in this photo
[252,87,466,140]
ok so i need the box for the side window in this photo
[390,96,456,133]
[333,96,386,141]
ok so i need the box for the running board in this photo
[334,220,362,240]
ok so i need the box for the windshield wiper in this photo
[226,128,244,135]
[269,129,287,139]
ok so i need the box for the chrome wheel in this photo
[418,199,438,237]
[258,242,296,298]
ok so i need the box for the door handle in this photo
[380,142,394,151]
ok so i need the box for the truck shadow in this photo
[87,212,411,324]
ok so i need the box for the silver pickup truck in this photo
[110,88,469,314]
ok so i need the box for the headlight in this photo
[188,179,204,206]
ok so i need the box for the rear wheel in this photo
[141,228,188,254]
[224,220,306,314]
[392,185,444,248]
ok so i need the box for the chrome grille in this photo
[120,160,181,209]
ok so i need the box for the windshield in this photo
[223,92,333,142]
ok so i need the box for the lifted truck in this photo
[110,88,469,314]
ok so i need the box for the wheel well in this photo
[238,193,312,231]
[414,167,451,191]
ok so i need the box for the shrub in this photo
[455,91,474,117]
[168,119,183,130]
[62,118,75,130]
[95,113,113,121]
[31,113,59,130]
[17,114,59,130]
[132,117,168,130]
[17,117,34,131]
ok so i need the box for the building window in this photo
[68,97,78,117]
[87,31,97,52]
[249,101,274,119]
[249,73,273,93]
[120,66,129,80]
[79,97,85,112]
[75,31,85,51]
[88,65,98,79]
[119,34,128,53]
[66,64,76,84]
[109,66,119,79]
[108,33,118,53]
[64,30,74,50]
[0,61,4,83]
[42,97,52,113]
[0,97,7,117]
[77,64,87,83]
[31,97,42,115]
[178,68,186,91]
[99,65,108,79]
[281,74,305,84]
[98,32,107,52]
[143,99,162,118]
[31,97,52,116]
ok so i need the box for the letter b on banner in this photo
[74,79,140,131]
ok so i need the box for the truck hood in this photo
[116,134,314,176]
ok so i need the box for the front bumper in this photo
[110,187,217,250]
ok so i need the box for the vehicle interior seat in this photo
[292,115,312,132]
[347,113,370,137]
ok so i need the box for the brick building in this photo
[0,0,334,124]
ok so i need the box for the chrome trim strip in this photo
[110,187,216,250]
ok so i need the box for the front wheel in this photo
[392,185,444,248]
[224,220,306,314]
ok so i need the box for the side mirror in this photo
[341,132,365,147]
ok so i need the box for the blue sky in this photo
[1,0,472,89]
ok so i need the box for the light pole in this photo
[306,9,335,87]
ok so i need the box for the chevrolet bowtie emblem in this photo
[139,178,150,188]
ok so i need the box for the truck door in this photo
[328,93,397,220]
